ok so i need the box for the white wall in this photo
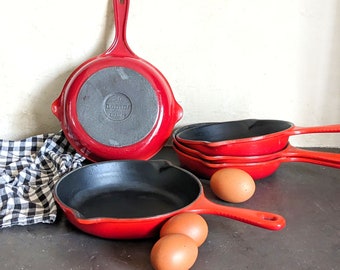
[0,0,339,147]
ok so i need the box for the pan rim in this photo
[53,159,204,222]
[174,119,294,146]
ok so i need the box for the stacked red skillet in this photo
[172,119,340,180]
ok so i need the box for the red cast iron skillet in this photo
[173,144,340,180]
[51,0,182,161]
[53,160,285,239]
[173,138,340,164]
[175,119,340,156]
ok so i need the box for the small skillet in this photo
[173,138,340,164]
[52,0,182,161]
[175,119,340,156]
[173,143,340,179]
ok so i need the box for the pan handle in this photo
[286,124,340,136]
[105,0,134,57]
[280,156,340,168]
[282,145,340,164]
[189,195,286,231]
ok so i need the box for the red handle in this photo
[188,195,286,231]
[105,0,134,57]
[281,144,340,164]
[279,156,340,168]
[286,124,340,136]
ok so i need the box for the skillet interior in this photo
[54,160,200,219]
[177,119,292,142]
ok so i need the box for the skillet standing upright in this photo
[52,0,183,161]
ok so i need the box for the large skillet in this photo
[54,160,285,239]
[52,0,182,161]
[175,119,340,156]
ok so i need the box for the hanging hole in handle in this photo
[264,215,279,221]
[259,213,281,221]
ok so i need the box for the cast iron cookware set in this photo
[52,0,339,239]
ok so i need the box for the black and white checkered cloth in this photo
[0,132,85,228]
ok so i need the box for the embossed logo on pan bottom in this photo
[104,93,132,121]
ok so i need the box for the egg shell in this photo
[210,168,256,203]
[150,233,198,270]
[160,213,208,247]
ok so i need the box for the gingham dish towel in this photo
[0,132,85,228]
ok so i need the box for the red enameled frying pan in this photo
[175,120,340,156]
[173,144,340,180]
[173,138,340,164]
[54,160,285,239]
[52,0,182,161]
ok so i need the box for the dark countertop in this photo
[0,147,339,270]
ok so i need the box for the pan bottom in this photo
[71,189,188,219]
[76,67,159,147]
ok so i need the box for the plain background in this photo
[0,0,339,147]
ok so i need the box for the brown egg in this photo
[210,168,256,203]
[160,213,208,247]
[150,233,198,270]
